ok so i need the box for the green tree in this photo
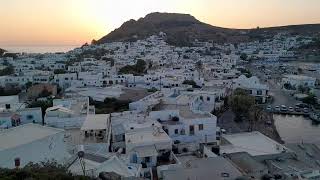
[28,100,53,118]
[90,97,131,114]
[39,88,52,98]
[54,69,67,74]
[302,94,317,105]
[25,82,33,89]
[240,53,248,61]
[0,87,21,96]
[119,59,146,75]
[0,65,14,76]
[283,83,295,90]
[238,68,252,78]
[229,88,255,119]
[0,160,90,180]
[182,80,200,88]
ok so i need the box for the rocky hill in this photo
[0,48,6,57]
[96,12,320,46]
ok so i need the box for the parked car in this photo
[275,106,280,111]
[295,106,301,112]
[280,105,287,112]
[296,103,309,109]
[266,105,272,111]
[280,105,288,111]
[288,107,294,112]
[303,108,309,113]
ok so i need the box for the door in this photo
[189,125,195,135]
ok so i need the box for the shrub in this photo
[171,116,179,122]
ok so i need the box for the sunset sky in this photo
[1,0,320,46]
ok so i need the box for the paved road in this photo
[268,79,299,107]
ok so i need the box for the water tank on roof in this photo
[77,145,85,158]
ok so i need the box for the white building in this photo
[80,114,111,149]
[54,73,77,89]
[282,75,316,89]
[150,106,217,145]
[110,112,172,168]
[0,96,42,128]
[233,75,269,103]
[220,131,288,156]
[45,97,90,129]
[0,124,70,168]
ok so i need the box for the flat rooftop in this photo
[221,131,288,156]
[163,157,243,180]
[126,128,171,145]
[111,112,154,126]
[81,114,110,131]
[65,128,109,145]
[0,123,64,151]
[158,104,211,119]
[66,86,123,101]
[118,87,153,101]
[52,98,88,116]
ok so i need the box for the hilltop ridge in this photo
[96,12,320,46]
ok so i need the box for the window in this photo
[189,125,195,135]
[257,90,262,95]
[207,97,211,101]
[199,124,204,131]
[180,129,185,135]
[174,129,179,134]
[27,115,34,120]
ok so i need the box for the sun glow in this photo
[1,0,320,46]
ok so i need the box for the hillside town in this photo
[1,31,320,180]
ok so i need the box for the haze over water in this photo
[2,45,78,53]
